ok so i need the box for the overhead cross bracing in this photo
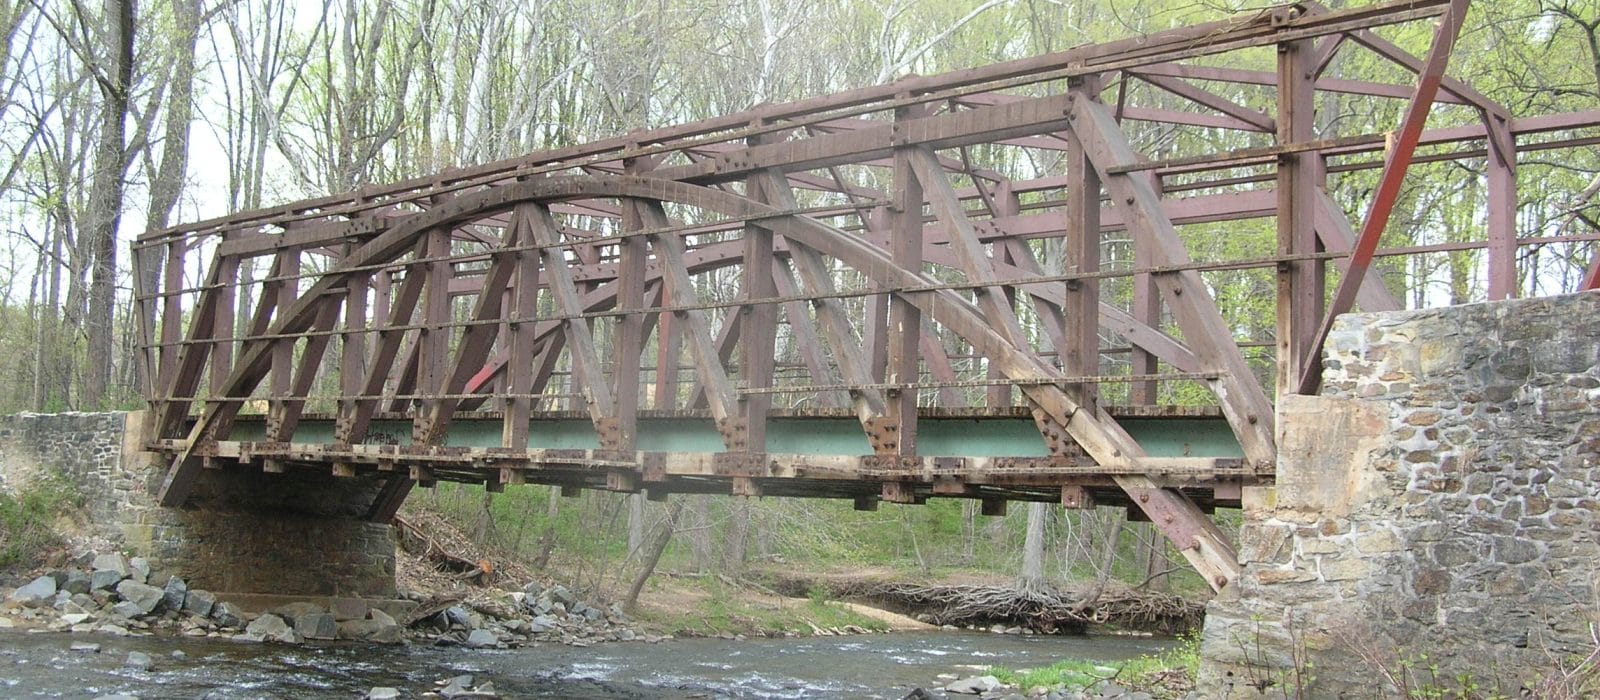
[132,0,1600,591]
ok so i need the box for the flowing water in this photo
[0,629,1172,698]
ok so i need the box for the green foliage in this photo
[990,632,1201,697]
[0,471,83,569]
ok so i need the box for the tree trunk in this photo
[1083,510,1124,605]
[31,225,57,411]
[623,498,684,611]
[82,0,135,407]
[473,488,495,544]
[962,499,976,565]
[688,495,713,573]
[1017,502,1048,591]
[723,500,750,576]
[532,485,560,570]
[143,0,199,233]
[1141,524,1170,592]
[626,493,645,554]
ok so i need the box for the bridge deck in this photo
[150,407,1261,514]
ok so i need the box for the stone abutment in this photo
[0,411,395,603]
[1199,291,1600,696]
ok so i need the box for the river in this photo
[0,629,1172,698]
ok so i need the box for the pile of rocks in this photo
[2,552,246,639]
[918,675,1165,700]
[0,551,403,644]
[234,600,402,644]
[408,581,663,649]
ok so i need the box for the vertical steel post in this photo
[1064,76,1103,407]
[1486,116,1518,300]
[1277,37,1325,397]
[888,102,925,454]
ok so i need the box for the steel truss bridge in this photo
[133,0,1600,590]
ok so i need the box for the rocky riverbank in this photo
[0,549,663,649]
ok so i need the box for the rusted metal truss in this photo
[133,0,1600,590]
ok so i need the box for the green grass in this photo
[990,633,1200,697]
[0,471,83,569]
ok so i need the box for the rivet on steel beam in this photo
[1124,196,1134,205]
[1247,414,1258,425]
[1138,493,1149,503]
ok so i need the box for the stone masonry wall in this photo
[1198,291,1600,696]
[0,411,396,599]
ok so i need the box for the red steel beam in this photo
[1295,0,1469,396]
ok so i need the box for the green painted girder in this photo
[229,412,1242,459]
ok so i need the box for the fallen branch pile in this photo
[392,510,536,587]
[861,582,1204,635]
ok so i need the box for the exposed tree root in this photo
[863,582,1203,635]
[758,569,1203,635]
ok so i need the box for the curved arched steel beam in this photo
[171,176,1154,468]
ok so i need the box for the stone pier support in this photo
[1199,292,1600,696]
[0,411,396,603]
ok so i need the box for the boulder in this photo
[111,601,144,619]
[272,601,324,620]
[124,650,155,672]
[445,606,472,628]
[464,629,499,648]
[338,616,403,645]
[62,571,92,595]
[70,641,101,653]
[92,553,131,579]
[294,612,338,640]
[8,575,57,607]
[527,615,557,633]
[364,689,401,700]
[330,598,368,621]
[369,607,397,627]
[945,676,1002,695]
[211,601,245,628]
[160,577,187,611]
[89,569,124,592]
[115,580,165,615]
[182,590,216,618]
[546,585,577,606]
[128,558,151,584]
[245,613,302,643]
